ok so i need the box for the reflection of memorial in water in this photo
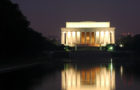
[62,64,115,90]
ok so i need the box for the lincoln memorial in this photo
[61,21,115,47]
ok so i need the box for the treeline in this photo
[1,0,62,59]
[117,34,140,52]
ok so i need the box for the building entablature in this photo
[61,27,115,32]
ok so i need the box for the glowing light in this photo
[107,45,114,52]
[64,46,70,51]
[119,44,124,47]
[86,37,90,40]
[66,21,110,28]
[109,46,113,50]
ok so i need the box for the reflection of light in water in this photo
[120,66,123,78]
[62,64,115,90]
[111,58,113,71]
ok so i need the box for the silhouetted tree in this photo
[132,34,140,52]
[1,0,58,58]
[116,35,133,50]
[116,34,140,52]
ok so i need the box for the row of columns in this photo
[61,31,115,46]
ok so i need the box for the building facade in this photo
[61,21,115,47]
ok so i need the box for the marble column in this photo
[80,32,82,44]
[79,32,81,44]
[76,31,80,44]
[90,32,92,45]
[72,32,75,45]
[108,32,110,44]
[85,32,86,44]
[94,31,96,45]
[75,31,77,44]
[99,31,101,44]
[70,32,72,45]
[112,31,115,44]
[66,32,68,45]
[102,31,105,44]
[95,31,99,44]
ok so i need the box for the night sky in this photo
[11,0,140,40]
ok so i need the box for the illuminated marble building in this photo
[61,21,115,47]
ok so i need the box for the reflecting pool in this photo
[61,59,140,90]
[62,62,115,90]
[0,58,140,90]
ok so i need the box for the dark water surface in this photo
[0,58,140,90]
